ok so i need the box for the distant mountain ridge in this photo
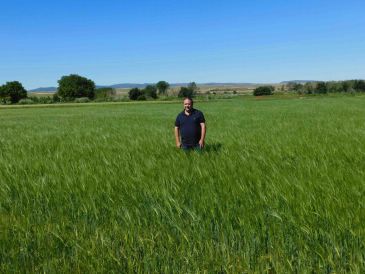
[29,82,263,92]
[30,87,58,92]
[280,80,316,84]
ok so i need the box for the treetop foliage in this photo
[57,74,95,100]
[253,86,274,96]
[0,81,27,103]
[178,82,199,98]
[128,85,158,100]
[286,80,365,94]
[156,81,170,95]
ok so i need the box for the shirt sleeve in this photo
[175,115,180,127]
[198,112,205,123]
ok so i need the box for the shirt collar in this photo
[182,108,195,116]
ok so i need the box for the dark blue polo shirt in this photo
[175,108,205,146]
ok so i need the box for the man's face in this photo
[183,99,193,113]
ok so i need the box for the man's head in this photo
[183,97,193,113]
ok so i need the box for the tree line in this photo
[2,75,365,103]
[285,80,365,94]
[253,80,365,96]
[0,74,202,104]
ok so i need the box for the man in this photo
[175,97,206,150]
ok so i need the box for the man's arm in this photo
[199,123,206,148]
[174,126,181,148]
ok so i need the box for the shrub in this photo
[0,98,12,105]
[253,86,274,96]
[95,87,116,99]
[57,74,95,100]
[18,98,34,104]
[315,82,327,94]
[137,94,146,101]
[353,80,365,92]
[143,85,158,99]
[178,87,194,98]
[74,97,91,103]
[53,93,61,103]
[129,88,143,100]
[0,81,27,103]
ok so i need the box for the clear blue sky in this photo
[1,0,365,89]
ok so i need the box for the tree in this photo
[0,81,27,103]
[156,81,170,95]
[178,87,194,98]
[253,86,274,96]
[57,74,95,100]
[129,88,143,100]
[143,85,158,99]
[353,80,365,92]
[188,82,199,95]
[178,82,198,98]
[304,82,314,94]
[315,82,327,94]
[342,81,350,92]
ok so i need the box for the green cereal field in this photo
[1,96,364,273]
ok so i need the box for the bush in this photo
[315,82,327,94]
[137,94,146,101]
[95,87,116,99]
[57,74,95,100]
[253,86,274,96]
[18,98,34,104]
[143,85,158,99]
[53,93,61,103]
[129,88,143,100]
[74,97,91,103]
[0,81,27,103]
[178,87,194,98]
[353,80,365,92]
[0,98,12,105]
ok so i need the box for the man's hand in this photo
[198,139,204,148]
[175,127,181,148]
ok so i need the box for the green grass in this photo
[1,96,364,273]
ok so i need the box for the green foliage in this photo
[0,81,27,103]
[95,87,116,99]
[315,82,327,94]
[156,81,170,95]
[353,80,365,92]
[57,74,95,100]
[18,98,35,104]
[143,85,158,99]
[178,87,194,98]
[74,97,91,103]
[129,88,143,100]
[178,82,199,98]
[137,94,147,100]
[285,80,365,95]
[28,96,54,104]
[253,85,274,96]
[129,86,158,100]
[52,93,61,103]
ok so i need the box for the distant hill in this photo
[29,87,57,92]
[29,82,263,92]
[280,80,316,84]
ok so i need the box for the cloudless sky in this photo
[1,0,365,89]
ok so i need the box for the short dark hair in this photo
[183,97,193,103]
